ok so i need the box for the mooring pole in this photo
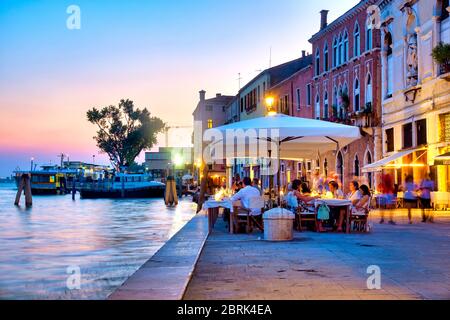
[24,174,32,207]
[72,181,76,201]
[15,174,32,207]
[121,177,125,198]
[14,176,25,206]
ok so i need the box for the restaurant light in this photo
[383,164,426,169]
[265,96,276,116]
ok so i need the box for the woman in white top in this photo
[336,181,362,231]
[348,181,362,205]
[352,185,371,216]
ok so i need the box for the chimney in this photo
[320,10,329,30]
[216,93,222,98]
[199,90,206,101]
[302,50,306,58]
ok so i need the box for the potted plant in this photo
[432,42,450,75]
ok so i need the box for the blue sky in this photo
[0,0,358,177]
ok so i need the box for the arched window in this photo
[365,151,373,188]
[343,31,349,62]
[337,151,344,184]
[366,19,373,51]
[354,78,360,112]
[354,22,361,57]
[315,48,321,76]
[324,91,329,119]
[333,86,338,111]
[354,155,360,177]
[341,83,348,118]
[324,158,328,177]
[338,33,344,65]
[385,31,394,97]
[324,43,329,72]
[315,94,321,119]
[366,73,372,104]
[333,37,338,67]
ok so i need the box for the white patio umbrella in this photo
[204,113,361,205]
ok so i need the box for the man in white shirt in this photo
[231,177,262,216]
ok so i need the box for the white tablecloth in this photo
[315,199,352,208]
[202,200,241,213]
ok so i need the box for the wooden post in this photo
[72,181,76,201]
[121,177,125,198]
[24,175,32,207]
[14,176,25,206]
[197,164,209,213]
[14,174,32,208]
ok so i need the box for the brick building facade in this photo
[262,0,384,192]
[308,0,383,192]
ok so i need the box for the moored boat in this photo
[14,166,78,195]
[77,173,165,199]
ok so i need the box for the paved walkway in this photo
[184,210,450,300]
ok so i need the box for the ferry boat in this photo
[77,173,165,199]
[14,166,78,195]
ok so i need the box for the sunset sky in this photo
[0,0,358,177]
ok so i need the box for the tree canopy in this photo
[87,99,165,170]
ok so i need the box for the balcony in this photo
[349,102,374,128]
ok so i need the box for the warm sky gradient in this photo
[0,0,358,177]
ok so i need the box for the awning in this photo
[362,149,420,173]
[434,152,450,166]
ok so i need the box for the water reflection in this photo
[0,184,196,300]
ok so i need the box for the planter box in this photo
[263,208,295,241]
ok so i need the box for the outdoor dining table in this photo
[202,199,241,234]
[314,199,353,233]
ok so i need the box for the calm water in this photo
[0,183,196,300]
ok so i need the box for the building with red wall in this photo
[307,0,384,191]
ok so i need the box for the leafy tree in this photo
[87,99,165,170]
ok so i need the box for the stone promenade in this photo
[184,210,450,300]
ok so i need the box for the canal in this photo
[0,183,197,299]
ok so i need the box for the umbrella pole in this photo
[277,140,281,207]
[268,150,273,209]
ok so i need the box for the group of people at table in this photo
[226,174,371,233]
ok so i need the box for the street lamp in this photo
[265,96,276,116]
[173,154,183,167]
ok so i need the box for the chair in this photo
[234,196,265,233]
[297,200,317,232]
[349,198,371,233]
